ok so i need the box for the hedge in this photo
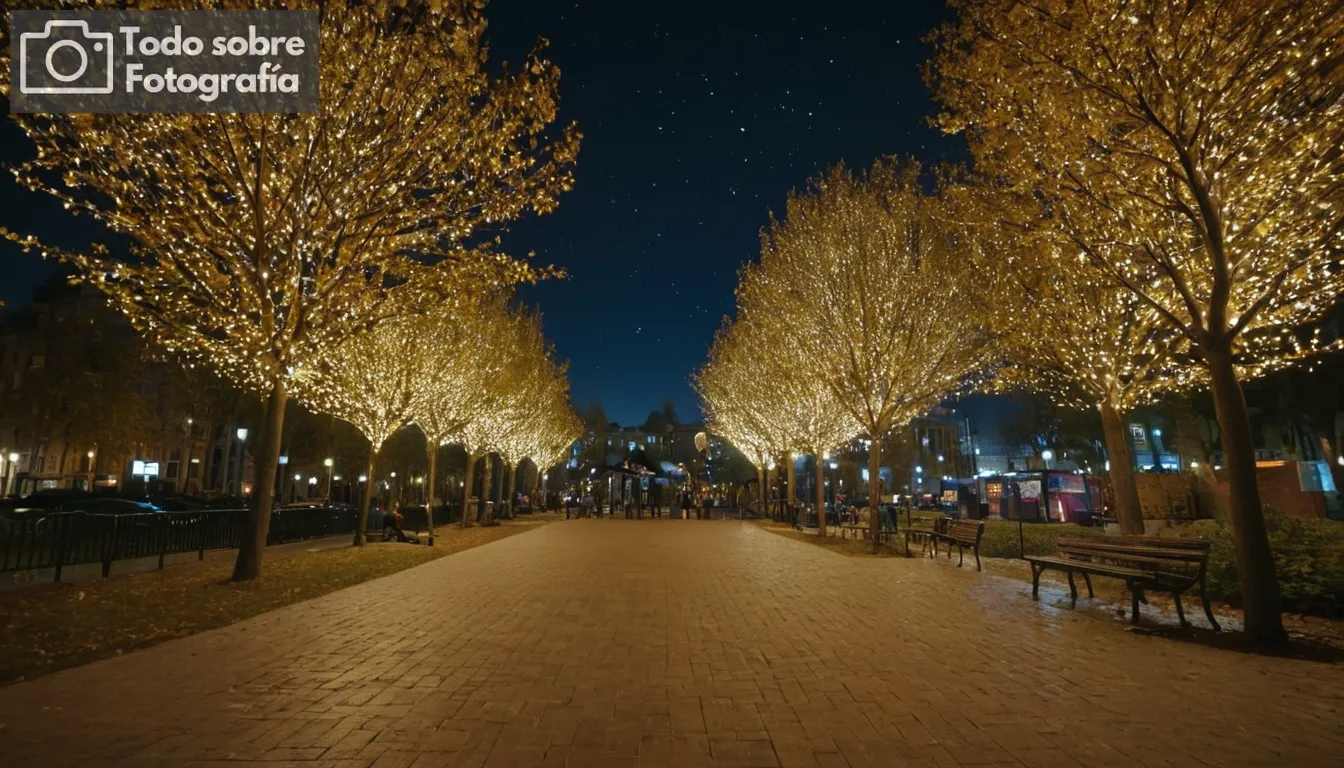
[978,519,1105,558]
[973,510,1344,617]
[1162,509,1344,618]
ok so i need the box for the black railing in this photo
[0,506,356,582]
[397,503,464,533]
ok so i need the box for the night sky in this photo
[0,0,963,427]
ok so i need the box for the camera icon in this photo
[19,20,115,95]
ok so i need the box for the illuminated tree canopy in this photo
[929,0,1343,643]
[1,0,580,579]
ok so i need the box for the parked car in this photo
[0,488,102,514]
[0,491,159,534]
[154,493,214,511]
[73,497,161,515]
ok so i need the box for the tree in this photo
[580,402,610,469]
[409,303,483,544]
[296,316,427,545]
[2,0,579,580]
[489,309,570,517]
[962,211,1201,533]
[744,160,985,548]
[696,318,790,522]
[448,297,542,526]
[929,0,1342,644]
[698,310,857,536]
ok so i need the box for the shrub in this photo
[1165,509,1344,617]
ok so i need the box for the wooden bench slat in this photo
[1059,542,1209,560]
[1024,556,1153,580]
[1027,532,1220,632]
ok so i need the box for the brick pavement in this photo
[0,520,1339,767]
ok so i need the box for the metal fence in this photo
[0,505,356,582]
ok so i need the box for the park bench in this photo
[1024,535,1220,630]
[838,524,867,540]
[929,519,985,571]
[903,516,944,558]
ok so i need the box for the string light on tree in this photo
[0,0,580,581]
[930,0,1343,645]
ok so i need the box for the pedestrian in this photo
[384,507,410,542]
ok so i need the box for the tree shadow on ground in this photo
[1125,624,1344,663]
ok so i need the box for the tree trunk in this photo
[355,446,376,547]
[461,452,477,528]
[766,464,777,519]
[231,378,287,581]
[785,452,796,505]
[1098,400,1145,534]
[868,441,882,552]
[1206,345,1286,646]
[815,453,827,538]
[481,454,494,522]
[506,461,517,518]
[424,442,437,546]
[218,421,232,496]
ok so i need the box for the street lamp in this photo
[323,457,334,499]
[1042,449,1054,470]
[4,451,18,496]
[233,428,248,497]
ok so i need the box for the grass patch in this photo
[754,519,905,557]
[0,519,547,685]
[757,515,1105,560]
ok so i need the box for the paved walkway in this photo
[0,521,1340,767]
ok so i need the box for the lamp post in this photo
[1042,449,1054,471]
[293,473,302,501]
[323,457,334,500]
[822,462,833,511]
[4,451,18,496]
[278,454,289,503]
[234,427,248,498]
[86,448,96,490]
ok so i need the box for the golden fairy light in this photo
[951,185,1201,536]
[929,0,1342,644]
[1,0,579,580]
[697,310,858,535]
[709,159,986,547]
